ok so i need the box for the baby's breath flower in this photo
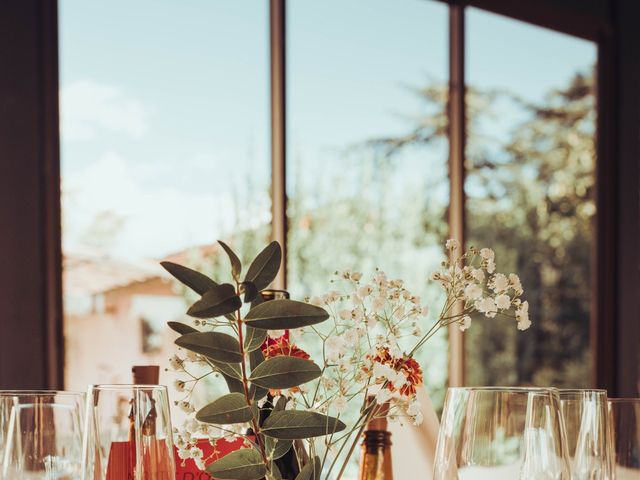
[446,238,460,251]
[491,273,510,292]
[464,283,483,301]
[459,315,472,332]
[476,297,498,318]
[480,248,495,261]
[495,293,511,310]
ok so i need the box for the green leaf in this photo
[265,437,293,461]
[249,347,265,371]
[244,326,268,352]
[244,300,329,330]
[241,281,259,303]
[262,411,346,439]
[167,321,197,335]
[274,396,287,412]
[244,241,282,291]
[196,393,257,425]
[206,447,267,480]
[211,359,242,380]
[295,456,321,480]
[268,461,282,480]
[219,240,242,280]
[210,360,244,394]
[249,357,321,390]
[187,283,242,319]
[161,261,217,295]
[175,331,242,363]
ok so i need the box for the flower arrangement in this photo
[164,239,529,479]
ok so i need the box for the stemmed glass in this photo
[0,390,84,479]
[433,387,571,479]
[607,398,640,480]
[558,389,613,479]
[82,385,175,480]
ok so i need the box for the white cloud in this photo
[60,79,149,141]
[62,151,256,259]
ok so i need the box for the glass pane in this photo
[60,1,270,390]
[465,8,597,387]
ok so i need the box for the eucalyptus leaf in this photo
[265,437,293,461]
[244,300,329,330]
[210,360,244,394]
[160,261,217,295]
[187,283,242,319]
[167,321,197,335]
[249,384,268,403]
[249,347,265,371]
[205,447,266,480]
[295,456,321,480]
[268,461,282,480]
[219,240,242,280]
[241,281,259,303]
[249,357,321,390]
[210,359,242,380]
[244,326,268,352]
[262,411,346,439]
[274,396,287,412]
[196,393,257,425]
[244,241,282,291]
[175,331,242,363]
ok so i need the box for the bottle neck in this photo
[362,430,392,453]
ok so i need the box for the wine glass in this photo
[433,387,571,479]
[607,398,640,480]
[558,389,613,479]
[82,385,175,480]
[0,390,84,479]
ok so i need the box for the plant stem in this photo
[235,287,268,466]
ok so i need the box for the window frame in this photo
[268,0,621,391]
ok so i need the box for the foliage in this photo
[166,240,529,479]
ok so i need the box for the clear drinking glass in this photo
[607,398,640,480]
[559,389,613,479]
[82,385,175,480]
[0,390,84,479]
[433,387,571,479]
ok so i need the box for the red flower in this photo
[262,337,310,360]
[370,347,424,397]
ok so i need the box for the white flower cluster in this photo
[433,241,530,332]
[298,269,429,427]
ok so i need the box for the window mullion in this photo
[270,0,288,289]
[448,3,466,387]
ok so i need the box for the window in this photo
[59,1,600,397]
[286,0,450,406]
[464,8,597,387]
[59,0,270,388]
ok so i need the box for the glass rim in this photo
[88,384,168,391]
[607,397,640,403]
[558,388,608,394]
[448,386,556,393]
[0,390,84,397]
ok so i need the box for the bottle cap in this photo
[132,365,160,384]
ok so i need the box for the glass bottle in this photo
[358,400,393,480]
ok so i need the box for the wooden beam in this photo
[448,3,466,387]
[0,0,63,389]
[270,0,288,290]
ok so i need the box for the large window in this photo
[464,9,597,387]
[59,0,599,399]
[286,0,450,406]
[60,0,270,389]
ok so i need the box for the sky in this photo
[59,0,596,261]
